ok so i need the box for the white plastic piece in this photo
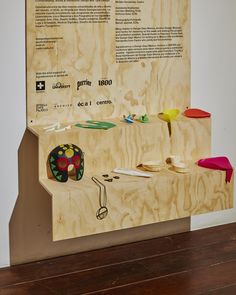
[142,160,163,166]
[44,122,71,133]
[169,155,182,165]
[43,122,60,130]
[141,160,164,172]
[113,168,153,178]
[55,126,69,132]
[173,162,190,173]
[45,127,57,133]
[54,128,66,133]
[54,125,71,133]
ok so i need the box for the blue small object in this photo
[124,114,135,123]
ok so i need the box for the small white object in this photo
[169,155,182,165]
[141,160,164,172]
[44,123,71,133]
[54,127,66,133]
[142,160,163,166]
[173,162,190,173]
[45,127,57,133]
[43,122,60,131]
[54,125,71,133]
[113,168,153,178]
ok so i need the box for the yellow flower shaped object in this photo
[159,109,180,123]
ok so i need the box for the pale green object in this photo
[139,114,149,123]
[75,120,116,130]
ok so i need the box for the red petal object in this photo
[198,157,233,183]
[184,108,211,118]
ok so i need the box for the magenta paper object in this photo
[198,157,233,183]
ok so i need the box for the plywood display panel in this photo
[29,116,211,180]
[27,116,220,242]
[26,0,190,126]
[33,117,170,178]
[10,130,190,265]
[41,166,233,241]
[10,0,233,264]
[171,117,211,161]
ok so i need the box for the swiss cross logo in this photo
[36,81,45,91]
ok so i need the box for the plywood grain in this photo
[33,117,171,178]
[40,165,233,241]
[26,0,190,126]
[10,130,190,265]
[28,115,222,242]
[11,0,233,261]
[171,116,211,161]
[29,116,211,180]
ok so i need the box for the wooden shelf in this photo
[9,129,190,265]
[12,0,232,264]
[22,115,232,243]
[30,116,170,177]
[29,116,211,177]
[25,115,222,242]
[41,164,233,241]
[171,116,211,161]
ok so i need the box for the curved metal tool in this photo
[91,177,109,220]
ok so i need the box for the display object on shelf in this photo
[198,157,233,183]
[158,109,180,136]
[91,177,109,220]
[48,144,84,182]
[44,122,61,132]
[158,109,180,123]
[139,157,190,173]
[139,160,164,172]
[113,168,153,178]
[123,114,136,124]
[102,174,120,182]
[166,155,190,174]
[138,114,149,123]
[75,121,116,130]
[167,155,182,165]
[172,161,190,174]
[44,122,71,133]
[184,108,211,118]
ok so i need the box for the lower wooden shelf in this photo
[40,165,233,241]
[9,129,191,265]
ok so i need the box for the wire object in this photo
[91,177,109,220]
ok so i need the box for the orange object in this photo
[184,108,211,118]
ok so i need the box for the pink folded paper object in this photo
[197,157,233,183]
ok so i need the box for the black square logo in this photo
[36,81,45,91]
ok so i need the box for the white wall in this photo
[0,0,236,267]
[0,0,26,267]
[191,0,236,229]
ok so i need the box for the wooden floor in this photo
[1,223,236,294]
